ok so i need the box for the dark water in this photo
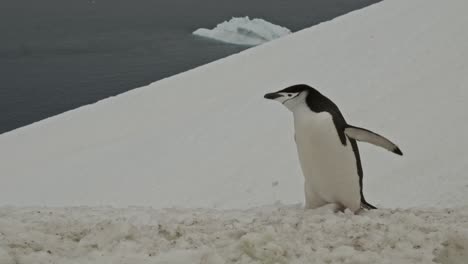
[0,0,379,134]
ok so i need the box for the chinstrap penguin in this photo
[264,84,402,213]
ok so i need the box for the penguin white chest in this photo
[293,109,361,210]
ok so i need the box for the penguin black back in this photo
[281,84,348,145]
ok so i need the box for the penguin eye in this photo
[287,94,292,97]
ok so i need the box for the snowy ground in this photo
[1,0,467,210]
[193,17,291,46]
[1,205,468,264]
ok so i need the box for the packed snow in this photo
[1,0,468,262]
[193,17,291,46]
[1,206,467,264]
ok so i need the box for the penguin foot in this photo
[309,203,343,214]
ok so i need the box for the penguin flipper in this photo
[345,125,403,156]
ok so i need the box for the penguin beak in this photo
[264,93,282,100]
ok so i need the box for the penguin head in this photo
[264,84,313,111]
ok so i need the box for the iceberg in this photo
[193,17,291,46]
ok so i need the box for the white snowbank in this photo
[0,0,467,211]
[193,17,291,45]
[1,206,467,264]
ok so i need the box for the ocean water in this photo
[0,0,379,134]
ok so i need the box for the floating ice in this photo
[193,17,291,46]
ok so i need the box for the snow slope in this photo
[0,0,468,211]
[193,17,291,46]
[1,206,468,264]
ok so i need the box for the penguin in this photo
[264,84,402,212]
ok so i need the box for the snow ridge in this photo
[1,206,468,264]
[193,17,291,46]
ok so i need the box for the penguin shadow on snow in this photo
[264,84,403,214]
